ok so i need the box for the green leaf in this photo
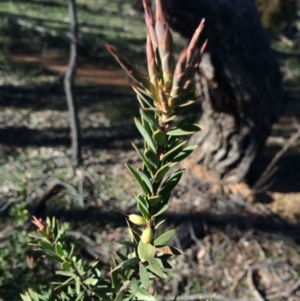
[135,287,158,301]
[140,108,159,128]
[122,257,140,270]
[134,117,156,152]
[114,291,125,301]
[144,149,159,169]
[160,140,187,161]
[167,124,202,136]
[55,243,64,257]
[171,145,197,165]
[111,259,121,289]
[159,169,185,196]
[152,204,168,218]
[125,164,150,195]
[131,277,138,295]
[139,264,150,289]
[56,270,76,278]
[154,229,176,246]
[132,143,154,173]
[154,219,166,229]
[135,195,149,219]
[128,226,142,244]
[137,169,153,192]
[148,257,163,278]
[155,257,173,269]
[152,129,167,145]
[154,163,171,182]
[61,261,72,270]
[133,85,154,109]
[75,276,80,294]
[44,253,64,263]
[148,195,161,206]
[39,241,55,252]
[84,277,97,285]
[178,115,199,126]
[20,294,32,301]
[37,230,48,238]
[28,289,40,301]
[115,251,127,261]
[138,241,155,262]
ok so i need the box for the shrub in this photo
[21,0,206,300]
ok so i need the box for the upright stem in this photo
[64,0,82,167]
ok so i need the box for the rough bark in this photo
[165,0,285,184]
[64,0,82,167]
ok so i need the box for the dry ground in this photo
[1,44,300,300]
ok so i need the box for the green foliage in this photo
[0,199,55,301]
[255,0,298,34]
[22,0,206,300]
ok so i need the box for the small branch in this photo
[64,0,82,167]
[253,126,300,191]
[247,270,266,301]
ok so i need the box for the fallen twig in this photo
[247,269,266,301]
[253,126,300,191]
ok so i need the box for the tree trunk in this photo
[163,0,285,184]
[64,0,82,167]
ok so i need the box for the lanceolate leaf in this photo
[140,264,150,289]
[147,195,161,206]
[144,149,160,169]
[114,291,125,301]
[56,270,76,278]
[125,164,150,196]
[159,169,185,196]
[135,286,157,301]
[135,195,149,219]
[171,145,197,165]
[122,257,140,269]
[166,124,202,136]
[160,140,187,161]
[154,219,166,229]
[131,277,138,295]
[137,169,153,192]
[154,229,176,246]
[111,257,140,274]
[177,114,199,126]
[140,108,159,128]
[132,143,154,174]
[134,117,156,153]
[133,85,156,109]
[152,204,168,218]
[148,257,163,278]
[154,162,171,182]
